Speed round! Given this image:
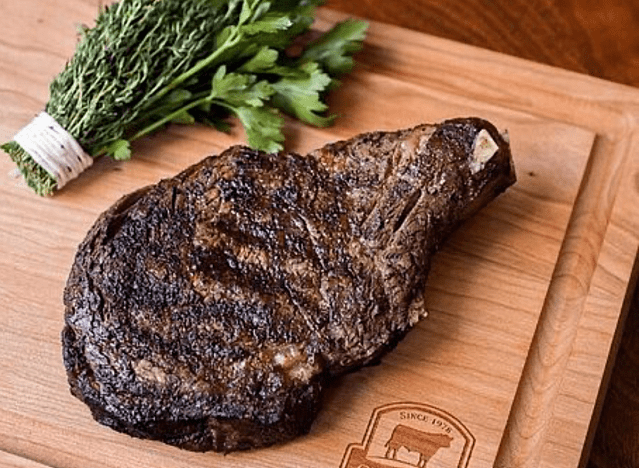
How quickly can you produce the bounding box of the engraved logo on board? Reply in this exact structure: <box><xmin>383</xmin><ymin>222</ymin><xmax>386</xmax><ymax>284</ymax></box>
<box><xmin>340</xmin><ymin>402</ymin><xmax>475</xmax><ymax>468</ymax></box>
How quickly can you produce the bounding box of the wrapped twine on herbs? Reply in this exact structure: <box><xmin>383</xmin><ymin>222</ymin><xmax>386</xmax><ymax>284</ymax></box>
<box><xmin>2</xmin><ymin>0</ymin><xmax>368</xmax><ymax>195</ymax></box>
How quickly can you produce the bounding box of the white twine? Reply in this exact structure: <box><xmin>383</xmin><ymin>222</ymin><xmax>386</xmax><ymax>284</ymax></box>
<box><xmin>13</xmin><ymin>112</ymin><xmax>93</xmax><ymax>189</ymax></box>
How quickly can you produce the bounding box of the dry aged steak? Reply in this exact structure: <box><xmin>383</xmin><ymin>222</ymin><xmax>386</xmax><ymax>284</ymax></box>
<box><xmin>62</xmin><ymin>117</ymin><xmax>516</xmax><ymax>452</ymax></box>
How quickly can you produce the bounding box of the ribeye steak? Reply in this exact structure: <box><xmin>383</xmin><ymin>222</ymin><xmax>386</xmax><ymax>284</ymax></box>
<box><xmin>62</xmin><ymin>117</ymin><xmax>516</xmax><ymax>452</ymax></box>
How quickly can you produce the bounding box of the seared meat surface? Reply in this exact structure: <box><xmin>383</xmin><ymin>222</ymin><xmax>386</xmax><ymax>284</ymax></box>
<box><xmin>62</xmin><ymin>117</ymin><xmax>515</xmax><ymax>452</ymax></box>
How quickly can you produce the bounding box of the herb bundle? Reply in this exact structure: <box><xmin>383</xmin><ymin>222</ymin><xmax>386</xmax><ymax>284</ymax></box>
<box><xmin>2</xmin><ymin>0</ymin><xmax>367</xmax><ymax>195</ymax></box>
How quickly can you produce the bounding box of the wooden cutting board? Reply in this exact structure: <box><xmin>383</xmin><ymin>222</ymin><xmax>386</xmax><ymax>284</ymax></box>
<box><xmin>1</xmin><ymin>3</ymin><xmax>639</xmax><ymax>468</ymax></box>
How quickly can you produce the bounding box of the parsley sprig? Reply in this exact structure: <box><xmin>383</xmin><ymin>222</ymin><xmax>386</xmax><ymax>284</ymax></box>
<box><xmin>2</xmin><ymin>0</ymin><xmax>367</xmax><ymax>195</ymax></box>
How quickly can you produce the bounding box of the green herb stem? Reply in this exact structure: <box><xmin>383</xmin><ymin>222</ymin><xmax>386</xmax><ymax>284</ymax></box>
<box><xmin>144</xmin><ymin>31</ymin><xmax>243</xmax><ymax>111</ymax></box>
<box><xmin>131</xmin><ymin>94</ymin><xmax>212</xmax><ymax>141</ymax></box>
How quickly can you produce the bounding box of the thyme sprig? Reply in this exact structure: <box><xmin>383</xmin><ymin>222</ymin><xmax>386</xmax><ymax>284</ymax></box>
<box><xmin>2</xmin><ymin>0</ymin><xmax>367</xmax><ymax>195</ymax></box>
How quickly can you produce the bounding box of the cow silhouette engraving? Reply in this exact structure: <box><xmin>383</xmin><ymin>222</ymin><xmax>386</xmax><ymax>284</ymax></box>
<box><xmin>384</xmin><ymin>425</ymin><xmax>454</xmax><ymax>467</ymax></box>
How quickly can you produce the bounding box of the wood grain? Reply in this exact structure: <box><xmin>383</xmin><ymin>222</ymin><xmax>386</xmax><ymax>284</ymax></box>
<box><xmin>1</xmin><ymin>2</ymin><xmax>639</xmax><ymax>468</ymax></box>
<box><xmin>324</xmin><ymin>0</ymin><xmax>639</xmax><ymax>88</ymax></box>
<box><xmin>494</xmin><ymin>133</ymin><xmax>632</xmax><ymax>468</ymax></box>
<box><xmin>317</xmin><ymin>10</ymin><xmax>639</xmax><ymax>467</ymax></box>
<box><xmin>323</xmin><ymin>3</ymin><xmax>639</xmax><ymax>467</ymax></box>
<box><xmin>0</xmin><ymin>451</ymin><xmax>53</xmax><ymax>468</ymax></box>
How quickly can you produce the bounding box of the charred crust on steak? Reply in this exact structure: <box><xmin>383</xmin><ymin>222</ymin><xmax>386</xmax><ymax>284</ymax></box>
<box><xmin>62</xmin><ymin>117</ymin><xmax>516</xmax><ymax>452</ymax></box>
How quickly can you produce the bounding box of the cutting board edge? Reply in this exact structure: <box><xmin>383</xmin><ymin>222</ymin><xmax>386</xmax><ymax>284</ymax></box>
<box><xmin>494</xmin><ymin>128</ymin><xmax>639</xmax><ymax>468</ymax></box>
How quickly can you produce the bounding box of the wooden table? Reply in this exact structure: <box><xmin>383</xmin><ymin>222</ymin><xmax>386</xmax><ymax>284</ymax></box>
<box><xmin>325</xmin><ymin>0</ymin><xmax>639</xmax><ymax>89</ymax></box>
<box><xmin>2</xmin><ymin>1</ymin><xmax>639</xmax><ymax>468</ymax></box>
<box><xmin>324</xmin><ymin>2</ymin><xmax>639</xmax><ymax>467</ymax></box>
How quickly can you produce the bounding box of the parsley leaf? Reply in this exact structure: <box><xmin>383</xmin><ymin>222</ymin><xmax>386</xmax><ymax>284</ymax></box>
<box><xmin>106</xmin><ymin>139</ymin><xmax>131</xmax><ymax>161</ymax></box>
<box><xmin>302</xmin><ymin>18</ymin><xmax>368</xmax><ymax>76</ymax></box>
<box><xmin>241</xmin><ymin>14</ymin><xmax>293</xmax><ymax>35</ymax></box>
<box><xmin>233</xmin><ymin>106</ymin><xmax>285</xmax><ymax>153</ymax></box>
<box><xmin>208</xmin><ymin>65</ymin><xmax>284</xmax><ymax>152</ymax></box>
<box><xmin>209</xmin><ymin>65</ymin><xmax>275</xmax><ymax>108</ymax></box>
<box><xmin>239</xmin><ymin>46</ymin><xmax>279</xmax><ymax>73</ymax></box>
<box><xmin>271</xmin><ymin>62</ymin><xmax>334</xmax><ymax>127</ymax></box>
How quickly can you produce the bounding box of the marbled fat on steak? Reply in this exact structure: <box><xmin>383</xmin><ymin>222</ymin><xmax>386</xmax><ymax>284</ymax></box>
<box><xmin>62</xmin><ymin>117</ymin><xmax>516</xmax><ymax>452</ymax></box>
